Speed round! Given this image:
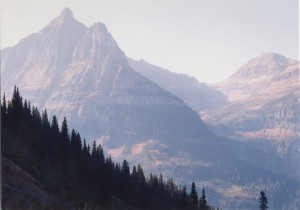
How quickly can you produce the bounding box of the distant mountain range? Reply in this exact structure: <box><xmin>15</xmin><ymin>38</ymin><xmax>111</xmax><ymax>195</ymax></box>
<box><xmin>128</xmin><ymin>53</ymin><xmax>300</xmax><ymax>191</ymax></box>
<box><xmin>128</xmin><ymin>53</ymin><xmax>300</xmax><ymax>142</ymax></box>
<box><xmin>1</xmin><ymin>8</ymin><xmax>299</xmax><ymax>209</ymax></box>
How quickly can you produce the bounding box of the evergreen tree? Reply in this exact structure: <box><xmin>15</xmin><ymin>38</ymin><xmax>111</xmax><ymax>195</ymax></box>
<box><xmin>181</xmin><ymin>186</ymin><xmax>188</xmax><ymax>210</ymax></box>
<box><xmin>136</xmin><ymin>164</ymin><xmax>146</xmax><ymax>206</ymax></box>
<box><xmin>41</xmin><ymin>108</ymin><xmax>51</xmax><ymax>161</ymax></box>
<box><xmin>10</xmin><ymin>86</ymin><xmax>23</xmax><ymax>124</ymax></box>
<box><xmin>60</xmin><ymin>117</ymin><xmax>70</xmax><ymax>160</ymax></box>
<box><xmin>61</xmin><ymin>117</ymin><xmax>70</xmax><ymax>144</ymax></box>
<box><xmin>49</xmin><ymin>115</ymin><xmax>60</xmax><ymax>162</ymax></box>
<box><xmin>130</xmin><ymin>165</ymin><xmax>139</xmax><ymax>204</ymax></box>
<box><xmin>30</xmin><ymin>106</ymin><xmax>43</xmax><ymax>156</ymax></box>
<box><xmin>166</xmin><ymin>178</ymin><xmax>176</xmax><ymax>196</ymax></box>
<box><xmin>158</xmin><ymin>173</ymin><xmax>164</xmax><ymax>191</ymax></box>
<box><xmin>68</xmin><ymin>129</ymin><xmax>82</xmax><ymax>181</ymax></box>
<box><xmin>109</xmin><ymin>157</ymin><xmax>119</xmax><ymax>194</ymax></box>
<box><xmin>7</xmin><ymin>101</ymin><xmax>12</xmax><ymax>118</ymax></box>
<box><xmin>120</xmin><ymin>159</ymin><xmax>130</xmax><ymax>200</ymax></box>
<box><xmin>70</xmin><ymin>129</ymin><xmax>77</xmax><ymax>148</ymax></box>
<box><xmin>31</xmin><ymin>106</ymin><xmax>42</xmax><ymax>129</ymax></box>
<box><xmin>259</xmin><ymin>191</ymin><xmax>269</xmax><ymax>210</ymax></box>
<box><xmin>11</xmin><ymin>86</ymin><xmax>23</xmax><ymax>114</ymax></box>
<box><xmin>2</xmin><ymin>93</ymin><xmax>7</xmax><ymax>113</ymax></box>
<box><xmin>91</xmin><ymin>140</ymin><xmax>99</xmax><ymax>182</ymax></box>
<box><xmin>190</xmin><ymin>182</ymin><xmax>198</xmax><ymax>209</ymax></box>
<box><xmin>131</xmin><ymin>165</ymin><xmax>138</xmax><ymax>180</ymax></box>
<box><xmin>121</xmin><ymin>159</ymin><xmax>130</xmax><ymax>178</ymax></box>
<box><xmin>23</xmin><ymin>100</ymin><xmax>31</xmax><ymax>124</ymax></box>
<box><xmin>51</xmin><ymin>116</ymin><xmax>60</xmax><ymax>134</ymax></box>
<box><xmin>199</xmin><ymin>188</ymin><xmax>208</xmax><ymax>210</ymax></box>
<box><xmin>76</xmin><ymin>133</ymin><xmax>83</xmax><ymax>151</ymax></box>
<box><xmin>80</xmin><ymin>139</ymin><xmax>92</xmax><ymax>187</ymax></box>
<box><xmin>96</xmin><ymin>144</ymin><xmax>105</xmax><ymax>164</ymax></box>
<box><xmin>137</xmin><ymin>164</ymin><xmax>146</xmax><ymax>185</ymax></box>
<box><xmin>1</xmin><ymin>93</ymin><xmax>7</xmax><ymax>125</ymax></box>
<box><xmin>151</xmin><ymin>174</ymin><xmax>159</xmax><ymax>190</ymax></box>
<box><xmin>41</xmin><ymin>109</ymin><xmax>50</xmax><ymax>130</ymax></box>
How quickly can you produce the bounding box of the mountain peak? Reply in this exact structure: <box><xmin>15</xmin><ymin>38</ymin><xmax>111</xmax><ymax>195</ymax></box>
<box><xmin>226</xmin><ymin>52</ymin><xmax>292</xmax><ymax>82</ymax></box>
<box><xmin>89</xmin><ymin>22</ymin><xmax>108</xmax><ymax>33</ymax></box>
<box><xmin>254</xmin><ymin>52</ymin><xmax>287</xmax><ymax>63</ymax></box>
<box><xmin>60</xmin><ymin>7</ymin><xmax>74</xmax><ymax>19</ymax></box>
<box><xmin>49</xmin><ymin>7</ymin><xmax>76</xmax><ymax>26</ymax></box>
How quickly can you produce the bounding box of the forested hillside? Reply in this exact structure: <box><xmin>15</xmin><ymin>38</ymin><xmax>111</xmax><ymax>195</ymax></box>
<box><xmin>1</xmin><ymin>87</ymin><xmax>219</xmax><ymax>210</ymax></box>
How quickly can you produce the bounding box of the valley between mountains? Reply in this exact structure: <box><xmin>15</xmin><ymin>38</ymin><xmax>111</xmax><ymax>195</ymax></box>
<box><xmin>1</xmin><ymin>8</ymin><xmax>299</xmax><ymax>209</ymax></box>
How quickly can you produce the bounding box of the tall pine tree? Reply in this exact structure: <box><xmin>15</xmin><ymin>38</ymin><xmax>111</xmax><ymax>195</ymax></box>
<box><xmin>181</xmin><ymin>186</ymin><xmax>188</xmax><ymax>210</ymax></box>
<box><xmin>51</xmin><ymin>116</ymin><xmax>60</xmax><ymax>134</ymax></box>
<box><xmin>259</xmin><ymin>191</ymin><xmax>269</xmax><ymax>210</ymax></box>
<box><xmin>199</xmin><ymin>188</ymin><xmax>208</xmax><ymax>210</ymax></box>
<box><xmin>120</xmin><ymin>159</ymin><xmax>130</xmax><ymax>200</ymax></box>
<box><xmin>1</xmin><ymin>93</ymin><xmax>7</xmax><ymax>126</ymax></box>
<box><xmin>190</xmin><ymin>182</ymin><xmax>198</xmax><ymax>210</ymax></box>
<box><xmin>41</xmin><ymin>109</ymin><xmax>50</xmax><ymax>130</ymax></box>
<box><xmin>60</xmin><ymin>117</ymin><xmax>70</xmax><ymax>161</ymax></box>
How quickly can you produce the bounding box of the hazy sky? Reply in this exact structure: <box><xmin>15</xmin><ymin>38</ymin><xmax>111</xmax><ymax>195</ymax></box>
<box><xmin>1</xmin><ymin>0</ymin><xmax>299</xmax><ymax>83</ymax></box>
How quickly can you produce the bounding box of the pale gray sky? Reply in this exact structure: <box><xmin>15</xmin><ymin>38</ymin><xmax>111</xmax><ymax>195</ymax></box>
<box><xmin>1</xmin><ymin>0</ymin><xmax>299</xmax><ymax>83</ymax></box>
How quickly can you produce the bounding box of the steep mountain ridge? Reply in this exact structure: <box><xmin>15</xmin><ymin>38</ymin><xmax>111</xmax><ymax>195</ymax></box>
<box><xmin>128</xmin><ymin>58</ymin><xmax>228</xmax><ymax>112</ymax></box>
<box><xmin>1</xmin><ymin>8</ymin><xmax>214</xmax><ymax>172</ymax></box>
<box><xmin>1</xmin><ymin>8</ymin><xmax>87</xmax><ymax>108</ymax></box>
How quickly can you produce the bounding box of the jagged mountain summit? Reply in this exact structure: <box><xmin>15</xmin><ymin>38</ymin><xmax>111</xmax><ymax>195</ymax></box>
<box><xmin>1</xmin><ymin>9</ymin><xmax>216</xmax><ymax>174</ymax></box>
<box><xmin>1</xmin><ymin>8</ymin><xmax>87</xmax><ymax>107</ymax></box>
<box><xmin>1</xmin><ymin>7</ymin><xmax>214</xmax><ymax>174</ymax></box>
<box><xmin>1</xmin><ymin>8</ymin><xmax>299</xmax><ymax>209</ymax></box>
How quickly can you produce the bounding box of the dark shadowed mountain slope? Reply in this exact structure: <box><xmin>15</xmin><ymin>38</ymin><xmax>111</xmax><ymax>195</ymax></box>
<box><xmin>2</xmin><ymin>156</ymin><xmax>67</xmax><ymax>210</ymax></box>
